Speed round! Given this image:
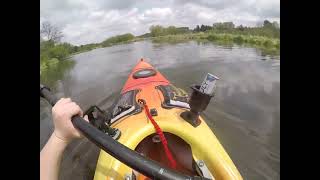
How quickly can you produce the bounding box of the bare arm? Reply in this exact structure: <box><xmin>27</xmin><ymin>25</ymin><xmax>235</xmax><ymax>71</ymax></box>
<box><xmin>40</xmin><ymin>98</ymin><xmax>88</xmax><ymax>180</ymax></box>
<box><xmin>40</xmin><ymin>133</ymin><xmax>68</xmax><ymax>180</ymax></box>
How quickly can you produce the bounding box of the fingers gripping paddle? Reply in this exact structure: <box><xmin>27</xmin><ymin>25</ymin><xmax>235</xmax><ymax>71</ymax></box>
<box><xmin>40</xmin><ymin>84</ymin><xmax>211</xmax><ymax>180</ymax></box>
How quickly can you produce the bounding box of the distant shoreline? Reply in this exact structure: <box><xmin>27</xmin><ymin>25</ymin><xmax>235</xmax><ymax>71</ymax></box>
<box><xmin>72</xmin><ymin>32</ymin><xmax>279</xmax><ymax>57</ymax></box>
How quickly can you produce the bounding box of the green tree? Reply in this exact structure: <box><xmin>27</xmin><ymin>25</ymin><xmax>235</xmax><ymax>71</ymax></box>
<box><xmin>47</xmin><ymin>44</ymin><xmax>69</xmax><ymax>60</ymax></box>
<box><xmin>263</xmin><ymin>20</ymin><xmax>272</xmax><ymax>28</ymax></box>
<box><xmin>167</xmin><ymin>26</ymin><xmax>177</xmax><ymax>35</ymax></box>
<box><xmin>194</xmin><ymin>25</ymin><xmax>200</xmax><ymax>32</ymax></box>
<box><xmin>237</xmin><ymin>25</ymin><xmax>245</xmax><ymax>31</ymax></box>
<box><xmin>224</xmin><ymin>22</ymin><xmax>235</xmax><ymax>29</ymax></box>
<box><xmin>101</xmin><ymin>33</ymin><xmax>135</xmax><ymax>47</ymax></box>
<box><xmin>150</xmin><ymin>25</ymin><xmax>165</xmax><ymax>37</ymax></box>
<box><xmin>176</xmin><ymin>27</ymin><xmax>190</xmax><ymax>33</ymax></box>
<box><xmin>213</xmin><ymin>22</ymin><xmax>235</xmax><ymax>30</ymax></box>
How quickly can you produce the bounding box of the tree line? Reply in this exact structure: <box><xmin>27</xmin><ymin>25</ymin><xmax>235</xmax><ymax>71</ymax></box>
<box><xmin>147</xmin><ymin>25</ymin><xmax>190</xmax><ymax>37</ymax></box>
<box><xmin>147</xmin><ymin>20</ymin><xmax>279</xmax><ymax>39</ymax></box>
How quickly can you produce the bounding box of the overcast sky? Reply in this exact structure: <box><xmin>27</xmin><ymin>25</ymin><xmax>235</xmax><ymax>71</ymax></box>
<box><xmin>40</xmin><ymin>0</ymin><xmax>280</xmax><ymax>45</ymax></box>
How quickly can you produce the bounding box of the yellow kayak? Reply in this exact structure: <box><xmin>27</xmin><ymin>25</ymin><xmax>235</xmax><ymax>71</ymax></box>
<box><xmin>93</xmin><ymin>59</ymin><xmax>242</xmax><ymax>180</ymax></box>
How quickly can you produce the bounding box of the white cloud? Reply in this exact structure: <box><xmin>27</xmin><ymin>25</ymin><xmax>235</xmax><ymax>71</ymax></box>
<box><xmin>40</xmin><ymin>0</ymin><xmax>280</xmax><ymax>45</ymax></box>
<box><xmin>144</xmin><ymin>8</ymin><xmax>172</xmax><ymax>18</ymax></box>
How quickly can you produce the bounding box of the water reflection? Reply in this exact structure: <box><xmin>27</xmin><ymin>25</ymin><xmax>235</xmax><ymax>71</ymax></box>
<box><xmin>40</xmin><ymin>59</ymin><xmax>75</xmax><ymax>89</ymax></box>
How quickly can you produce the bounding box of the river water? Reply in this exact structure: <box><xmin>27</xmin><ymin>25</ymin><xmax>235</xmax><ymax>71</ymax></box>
<box><xmin>40</xmin><ymin>40</ymin><xmax>280</xmax><ymax>180</ymax></box>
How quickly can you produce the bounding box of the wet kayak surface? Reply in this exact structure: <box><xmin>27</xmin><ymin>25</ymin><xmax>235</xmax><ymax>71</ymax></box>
<box><xmin>40</xmin><ymin>40</ymin><xmax>280</xmax><ymax>180</ymax></box>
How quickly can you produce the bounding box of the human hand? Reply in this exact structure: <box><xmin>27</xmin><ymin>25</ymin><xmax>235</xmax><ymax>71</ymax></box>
<box><xmin>52</xmin><ymin>98</ymin><xmax>89</xmax><ymax>143</ymax></box>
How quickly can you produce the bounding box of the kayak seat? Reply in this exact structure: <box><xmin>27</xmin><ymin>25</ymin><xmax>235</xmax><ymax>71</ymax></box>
<box><xmin>134</xmin><ymin>132</ymin><xmax>200</xmax><ymax>179</ymax></box>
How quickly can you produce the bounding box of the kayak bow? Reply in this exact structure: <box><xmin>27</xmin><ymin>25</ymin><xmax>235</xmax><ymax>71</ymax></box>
<box><xmin>93</xmin><ymin>59</ymin><xmax>243</xmax><ymax>180</ymax></box>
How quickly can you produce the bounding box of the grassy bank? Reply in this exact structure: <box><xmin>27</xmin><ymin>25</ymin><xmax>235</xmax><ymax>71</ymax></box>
<box><xmin>201</xmin><ymin>32</ymin><xmax>279</xmax><ymax>54</ymax></box>
<box><xmin>101</xmin><ymin>33</ymin><xmax>135</xmax><ymax>47</ymax></box>
<box><xmin>150</xmin><ymin>32</ymin><xmax>279</xmax><ymax>56</ymax></box>
<box><xmin>203</xmin><ymin>33</ymin><xmax>279</xmax><ymax>47</ymax></box>
<box><xmin>147</xmin><ymin>21</ymin><xmax>279</xmax><ymax>56</ymax></box>
<box><xmin>40</xmin><ymin>40</ymin><xmax>77</xmax><ymax>75</ymax></box>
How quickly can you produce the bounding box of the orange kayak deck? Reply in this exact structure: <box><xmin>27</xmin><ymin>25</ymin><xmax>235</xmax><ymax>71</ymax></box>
<box><xmin>121</xmin><ymin>59</ymin><xmax>170</xmax><ymax>94</ymax></box>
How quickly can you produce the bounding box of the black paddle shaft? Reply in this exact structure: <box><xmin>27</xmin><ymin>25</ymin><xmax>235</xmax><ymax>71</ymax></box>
<box><xmin>40</xmin><ymin>84</ymin><xmax>210</xmax><ymax>180</ymax></box>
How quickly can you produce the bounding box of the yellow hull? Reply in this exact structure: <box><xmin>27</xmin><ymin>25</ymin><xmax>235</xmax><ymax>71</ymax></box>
<box><xmin>94</xmin><ymin>96</ymin><xmax>242</xmax><ymax>180</ymax></box>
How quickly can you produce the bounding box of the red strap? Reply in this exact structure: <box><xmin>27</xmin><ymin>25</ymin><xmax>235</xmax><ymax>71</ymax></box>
<box><xmin>143</xmin><ymin>103</ymin><xmax>177</xmax><ymax>169</ymax></box>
